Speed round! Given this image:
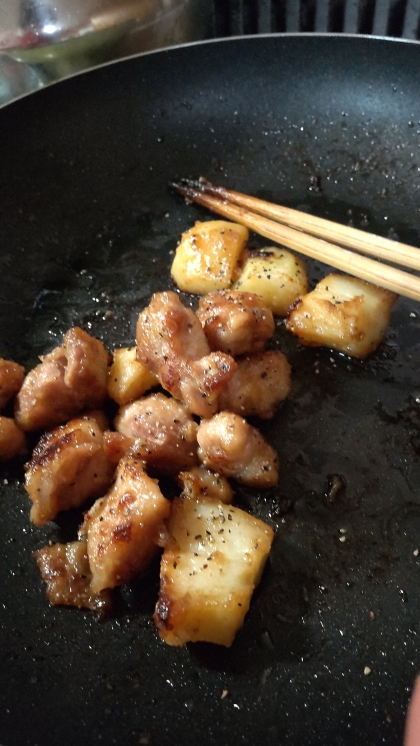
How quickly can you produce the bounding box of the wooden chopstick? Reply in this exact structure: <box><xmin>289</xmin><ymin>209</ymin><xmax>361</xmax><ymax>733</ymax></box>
<box><xmin>171</xmin><ymin>180</ymin><xmax>420</xmax><ymax>303</ymax></box>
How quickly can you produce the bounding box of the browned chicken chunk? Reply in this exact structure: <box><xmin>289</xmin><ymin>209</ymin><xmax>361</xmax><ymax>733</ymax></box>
<box><xmin>15</xmin><ymin>327</ymin><xmax>109</xmax><ymax>432</ymax></box>
<box><xmin>178</xmin><ymin>465</ymin><xmax>234</xmax><ymax>504</ymax></box>
<box><xmin>102</xmin><ymin>430</ymin><xmax>134</xmax><ymax>464</ymax></box>
<box><xmin>82</xmin><ymin>457</ymin><xmax>171</xmax><ymax>592</ymax></box>
<box><xmin>25</xmin><ymin>412</ymin><xmax>115</xmax><ymax>526</ymax></box>
<box><xmin>197</xmin><ymin>411</ymin><xmax>279</xmax><ymax>488</ymax></box>
<box><xmin>114</xmin><ymin>392</ymin><xmax>198</xmax><ymax>474</ymax></box>
<box><xmin>197</xmin><ymin>290</ymin><xmax>275</xmax><ymax>356</ymax></box>
<box><xmin>34</xmin><ymin>540</ymin><xmax>112</xmax><ymax>613</ymax></box>
<box><xmin>136</xmin><ymin>291</ymin><xmax>237</xmax><ymax>418</ymax></box>
<box><xmin>218</xmin><ymin>350</ymin><xmax>292</xmax><ymax>419</ymax></box>
<box><xmin>0</xmin><ymin>416</ymin><xmax>26</xmax><ymax>460</ymax></box>
<box><xmin>0</xmin><ymin>358</ymin><xmax>25</xmax><ymax>410</ymax></box>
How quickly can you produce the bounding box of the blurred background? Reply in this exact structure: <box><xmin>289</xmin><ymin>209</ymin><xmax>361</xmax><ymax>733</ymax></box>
<box><xmin>1</xmin><ymin>0</ymin><xmax>420</xmax><ymax>106</ymax></box>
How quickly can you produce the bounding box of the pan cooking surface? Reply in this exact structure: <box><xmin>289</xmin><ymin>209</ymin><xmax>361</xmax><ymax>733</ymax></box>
<box><xmin>1</xmin><ymin>35</ymin><xmax>420</xmax><ymax>746</ymax></box>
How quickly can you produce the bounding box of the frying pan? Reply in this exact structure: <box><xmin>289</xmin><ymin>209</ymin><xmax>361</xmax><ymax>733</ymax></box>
<box><xmin>1</xmin><ymin>33</ymin><xmax>420</xmax><ymax>746</ymax></box>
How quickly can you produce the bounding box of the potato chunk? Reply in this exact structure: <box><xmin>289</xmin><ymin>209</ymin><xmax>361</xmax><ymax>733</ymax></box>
<box><xmin>233</xmin><ymin>246</ymin><xmax>308</xmax><ymax>316</ymax></box>
<box><xmin>108</xmin><ymin>347</ymin><xmax>158</xmax><ymax>405</ymax></box>
<box><xmin>286</xmin><ymin>273</ymin><xmax>397</xmax><ymax>358</ymax></box>
<box><xmin>154</xmin><ymin>496</ymin><xmax>274</xmax><ymax>647</ymax></box>
<box><xmin>171</xmin><ymin>220</ymin><xmax>249</xmax><ymax>295</ymax></box>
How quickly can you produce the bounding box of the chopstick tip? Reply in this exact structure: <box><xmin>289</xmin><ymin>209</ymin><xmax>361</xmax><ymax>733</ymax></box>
<box><xmin>170</xmin><ymin>176</ymin><xmax>210</xmax><ymax>192</ymax></box>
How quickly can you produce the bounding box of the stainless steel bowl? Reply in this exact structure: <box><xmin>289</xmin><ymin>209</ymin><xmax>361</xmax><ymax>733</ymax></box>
<box><xmin>0</xmin><ymin>0</ymin><xmax>211</xmax><ymax>72</ymax></box>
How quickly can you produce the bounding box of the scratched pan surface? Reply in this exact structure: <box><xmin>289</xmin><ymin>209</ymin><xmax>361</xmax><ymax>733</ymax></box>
<box><xmin>1</xmin><ymin>34</ymin><xmax>420</xmax><ymax>746</ymax></box>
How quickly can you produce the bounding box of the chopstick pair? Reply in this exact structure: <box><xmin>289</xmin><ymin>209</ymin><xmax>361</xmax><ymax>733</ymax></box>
<box><xmin>170</xmin><ymin>179</ymin><xmax>420</xmax><ymax>302</ymax></box>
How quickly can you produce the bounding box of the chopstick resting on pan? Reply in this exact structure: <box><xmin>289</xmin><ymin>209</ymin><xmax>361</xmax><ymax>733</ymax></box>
<box><xmin>170</xmin><ymin>179</ymin><xmax>420</xmax><ymax>302</ymax></box>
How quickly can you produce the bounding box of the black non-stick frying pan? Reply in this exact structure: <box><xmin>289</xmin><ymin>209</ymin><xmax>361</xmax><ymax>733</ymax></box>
<box><xmin>1</xmin><ymin>33</ymin><xmax>420</xmax><ymax>746</ymax></box>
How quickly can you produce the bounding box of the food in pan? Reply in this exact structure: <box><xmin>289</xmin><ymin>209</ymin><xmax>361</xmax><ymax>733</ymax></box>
<box><xmin>1</xmin><ymin>216</ymin><xmax>400</xmax><ymax>649</ymax></box>
<box><xmin>197</xmin><ymin>411</ymin><xmax>279</xmax><ymax>488</ymax></box>
<box><xmin>34</xmin><ymin>539</ymin><xmax>113</xmax><ymax>613</ymax></box>
<box><xmin>233</xmin><ymin>246</ymin><xmax>308</xmax><ymax>316</ymax></box>
<box><xmin>154</xmin><ymin>495</ymin><xmax>274</xmax><ymax>647</ymax></box>
<box><xmin>108</xmin><ymin>346</ymin><xmax>159</xmax><ymax>406</ymax></box>
<box><xmin>80</xmin><ymin>457</ymin><xmax>171</xmax><ymax>593</ymax></box>
<box><xmin>25</xmin><ymin>411</ymin><xmax>114</xmax><ymax>526</ymax></box>
<box><xmin>171</xmin><ymin>220</ymin><xmax>397</xmax><ymax>359</ymax></box>
<box><xmin>0</xmin><ymin>357</ymin><xmax>25</xmax><ymax>410</ymax></box>
<box><xmin>196</xmin><ymin>289</ymin><xmax>275</xmax><ymax>356</ymax></box>
<box><xmin>10</xmin><ymin>280</ymin><xmax>281</xmax><ymax>646</ymax></box>
<box><xmin>113</xmin><ymin>392</ymin><xmax>199</xmax><ymax>474</ymax></box>
<box><xmin>218</xmin><ymin>349</ymin><xmax>291</xmax><ymax>419</ymax></box>
<box><xmin>0</xmin><ymin>415</ymin><xmax>26</xmax><ymax>461</ymax></box>
<box><xmin>286</xmin><ymin>273</ymin><xmax>397</xmax><ymax>358</ymax></box>
<box><xmin>177</xmin><ymin>465</ymin><xmax>234</xmax><ymax>505</ymax></box>
<box><xmin>171</xmin><ymin>219</ymin><xmax>249</xmax><ymax>294</ymax></box>
<box><xmin>15</xmin><ymin>326</ymin><xmax>109</xmax><ymax>432</ymax></box>
<box><xmin>136</xmin><ymin>290</ymin><xmax>238</xmax><ymax>418</ymax></box>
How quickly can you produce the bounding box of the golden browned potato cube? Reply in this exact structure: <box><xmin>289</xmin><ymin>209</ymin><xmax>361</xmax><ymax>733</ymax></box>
<box><xmin>108</xmin><ymin>347</ymin><xmax>158</xmax><ymax>405</ymax></box>
<box><xmin>171</xmin><ymin>220</ymin><xmax>249</xmax><ymax>295</ymax></box>
<box><xmin>233</xmin><ymin>246</ymin><xmax>308</xmax><ymax>316</ymax></box>
<box><xmin>286</xmin><ymin>273</ymin><xmax>397</xmax><ymax>358</ymax></box>
<box><xmin>154</xmin><ymin>496</ymin><xmax>274</xmax><ymax>647</ymax></box>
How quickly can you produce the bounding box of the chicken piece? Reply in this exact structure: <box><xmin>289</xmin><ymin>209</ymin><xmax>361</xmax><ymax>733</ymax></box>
<box><xmin>114</xmin><ymin>392</ymin><xmax>198</xmax><ymax>475</ymax></box>
<box><xmin>286</xmin><ymin>273</ymin><xmax>398</xmax><ymax>358</ymax></box>
<box><xmin>108</xmin><ymin>346</ymin><xmax>159</xmax><ymax>405</ymax></box>
<box><xmin>233</xmin><ymin>246</ymin><xmax>308</xmax><ymax>316</ymax></box>
<box><xmin>197</xmin><ymin>290</ymin><xmax>274</xmax><ymax>356</ymax></box>
<box><xmin>178</xmin><ymin>465</ymin><xmax>234</xmax><ymax>504</ymax></box>
<box><xmin>102</xmin><ymin>430</ymin><xmax>133</xmax><ymax>464</ymax></box>
<box><xmin>34</xmin><ymin>540</ymin><xmax>112</xmax><ymax>614</ymax></box>
<box><xmin>82</xmin><ymin>457</ymin><xmax>171</xmax><ymax>592</ymax></box>
<box><xmin>15</xmin><ymin>327</ymin><xmax>110</xmax><ymax>432</ymax></box>
<box><xmin>136</xmin><ymin>291</ymin><xmax>237</xmax><ymax>418</ymax></box>
<box><xmin>171</xmin><ymin>220</ymin><xmax>249</xmax><ymax>295</ymax></box>
<box><xmin>218</xmin><ymin>350</ymin><xmax>291</xmax><ymax>419</ymax></box>
<box><xmin>0</xmin><ymin>416</ymin><xmax>26</xmax><ymax>460</ymax></box>
<box><xmin>197</xmin><ymin>411</ymin><xmax>278</xmax><ymax>488</ymax></box>
<box><xmin>0</xmin><ymin>358</ymin><xmax>25</xmax><ymax>410</ymax></box>
<box><xmin>154</xmin><ymin>496</ymin><xmax>274</xmax><ymax>647</ymax></box>
<box><xmin>25</xmin><ymin>412</ymin><xmax>114</xmax><ymax>526</ymax></box>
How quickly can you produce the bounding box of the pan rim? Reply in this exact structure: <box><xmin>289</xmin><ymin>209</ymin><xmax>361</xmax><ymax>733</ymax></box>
<box><xmin>2</xmin><ymin>31</ymin><xmax>420</xmax><ymax>112</ymax></box>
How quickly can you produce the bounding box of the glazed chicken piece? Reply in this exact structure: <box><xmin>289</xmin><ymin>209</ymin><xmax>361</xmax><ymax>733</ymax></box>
<box><xmin>81</xmin><ymin>457</ymin><xmax>171</xmax><ymax>593</ymax></box>
<box><xmin>0</xmin><ymin>416</ymin><xmax>26</xmax><ymax>461</ymax></box>
<box><xmin>0</xmin><ymin>358</ymin><xmax>25</xmax><ymax>410</ymax></box>
<box><xmin>34</xmin><ymin>540</ymin><xmax>112</xmax><ymax>614</ymax></box>
<box><xmin>197</xmin><ymin>411</ymin><xmax>279</xmax><ymax>488</ymax></box>
<box><xmin>114</xmin><ymin>392</ymin><xmax>198</xmax><ymax>474</ymax></box>
<box><xmin>136</xmin><ymin>291</ymin><xmax>237</xmax><ymax>418</ymax></box>
<box><xmin>102</xmin><ymin>431</ymin><xmax>134</xmax><ymax>464</ymax></box>
<box><xmin>15</xmin><ymin>326</ymin><xmax>109</xmax><ymax>432</ymax></box>
<box><xmin>218</xmin><ymin>350</ymin><xmax>292</xmax><ymax>419</ymax></box>
<box><xmin>25</xmin><ymin>412</ymin><xmax>115</xmax><ymax>526</ymax></box>
<box><xmin>197</xmin><ymin>290</ymin><xmax>275</xmax><ymax>356</ymax></box>
<box><xmin>178</xmin><ymin>465</ymin><xmax>234</xmax><ymax>504</ymax></box>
